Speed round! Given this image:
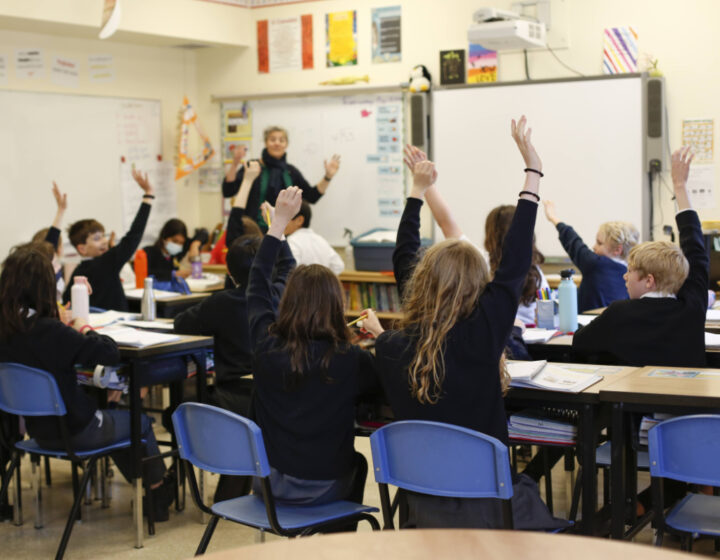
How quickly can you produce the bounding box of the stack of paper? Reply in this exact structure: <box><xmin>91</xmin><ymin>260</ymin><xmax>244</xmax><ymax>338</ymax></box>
<box><xmin>521</xmin><ymin>328</ymin><xmax>558</xmax><ymax>344</ymax></box>
<box><xmin>100</xmin><ymin>326</ymin><xmax>180</xmax><ymax>348</ymax></box>
<box><xmin>707</xmin><ymin>309</ymin><xmax>720</xmax><ymax>322</ymax></box>
<box><xmin>705</xmin><ymin>332</ymin><xmax>720</xmax><ymax>348</ymax></box>
<box><xmin>577</xmin><ymin>314</ymin><xmax>598</xmax><ymax>327</ymax></box>
<box><xmin>639</xmin><ymin>413</ymin><xmax>675</xmax><ymax>446</ymax></box>
<box><xmin>124</xmin><ymin>288</ymin><xmax>179</xmax><ymax>300</ymax></box>
<box><xmin>508</xmin><ymin>409</ymin><xmax>577</xmax><ymax>444</ymax></box>
<box><xmin>88</xmin><ymin>311</ymin><xmax>140</xmax><ymax>328</ymax></box>
<box><xmin>507</xmin><ymin>360</ymin><xmax>603</xmax><ymax>393</ymax></box>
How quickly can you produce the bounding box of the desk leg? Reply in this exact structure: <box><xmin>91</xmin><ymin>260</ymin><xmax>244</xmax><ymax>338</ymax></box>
<box><xmin>129</xmin><ymin>362</ymin><xmax>144</xmax><ymax>549</ymax></box>
<box><xmin>579</xmin><ymin>403</ymin><xmax>597</xmax><ymax>535</ymax></box>
<box><xmin>610</xmin><ymin>403</ymin><xmax>626</xmax><ymax>539</ymax></box>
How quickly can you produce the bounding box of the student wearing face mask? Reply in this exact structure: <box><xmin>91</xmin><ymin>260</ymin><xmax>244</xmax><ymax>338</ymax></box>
<box><xmin>143</xmin><ymin>219</ymin><xmax>207</xmax><ymax>282</ymax></box>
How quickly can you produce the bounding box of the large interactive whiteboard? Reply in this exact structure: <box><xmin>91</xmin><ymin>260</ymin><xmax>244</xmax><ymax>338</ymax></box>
<box><xmin>432</xmin><ymin>75</ymin><xmax>649</xmax><ymax>257</ymax></box>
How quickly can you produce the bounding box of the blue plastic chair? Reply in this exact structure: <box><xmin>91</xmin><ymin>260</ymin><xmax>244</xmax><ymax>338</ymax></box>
<box><xmin>370</xmin><ymin>420</ymin><xmax>514</xmax><ymax>529</ymax></box>
<box><xmin>0</xmin><ymin>363</ymin><xmax>132</xmax><ymax>560</ymax></box>
<box><xmin>648</xmin><ymin>414</ymin><xmax>720</xmax><ymax>551</ymax></box>
<box><xmin>171</xmin><ymin>403</ymin><xmax>379</xmax><ymax>555</ymax></box>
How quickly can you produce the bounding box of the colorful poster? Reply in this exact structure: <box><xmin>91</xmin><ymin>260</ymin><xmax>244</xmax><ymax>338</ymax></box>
<box><xmin>326</xmin><ymin>11</ymin><xmax>357</xmax><ymax>67</ymax></box>
<box><xmin>223</xmin><ymin>138</ymin><xmax>250</xmax><ymax>163</ymax></box>
<box><xmin>15</xmin><ymin>49</ymin><xmax>44</xmax><ymax>79</ymax></box>
<box><xmin>682</xmin><ymin>118</ymin><xmax>714</xmax><ymax>163</ymax></box>
<box><xmin>198</xmin><ymin>165</ymin><xmax>225</xmax><ymax>193</ymax></box>
<box><xmin>0</xmin><ymin>55</ymin><xmax>8</xmax><ymax>86</ymax></box>
<box><xmin>175</xmin><ymin>96</ymin><xmax>215</xmax><ymax>180</ymax></box>
<box><xmin>88</xmin><ymin>54</ymin><xmax>114</xmax><ymax>82</ymax></box>
<box><xmin>51</xmin><ymin>55</ymin><xmax>79</xmax><ymax>88</ymax></box>
<box><xmin>440</xmin><ymin>49</ymin><xmax>465</xmax><ymax>85</ymax></box>
<box><xmin>224</xmin><ymin>104</ymin><xmax>252</xmax><ymax>137</ymax></box>
<box><xmin>602</xmin><ymin>26</ymin><xmax>638</xmax><ymax>74</ymax></box>
<box><xmin>371</xmin><ymin>6</ymin><xmax>401</xmax><ymax>64</ymax></box>
<box><xmin>467</xmin><ymin>44</ymin><xmax>496</xmax><ymax>83</ymax></box>
<box><xmin>257</xmin><ymin>15</ymin><xmax>313</xmax><ymax>73</ymax></box>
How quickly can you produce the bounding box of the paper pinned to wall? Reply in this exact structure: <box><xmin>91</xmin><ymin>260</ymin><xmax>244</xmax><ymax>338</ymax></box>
<box><xmin>371</xmin><ymin>6</ymin><xmax>401</xmax><ymax>64</ymax></box>
<box><xmin>326</xmin><ymin>10</ymin><xmax>357</xmax><ymax>67</ymax></box>
<box><xmin>198</xmin><ymin>164</ymin><xmax>224</xmax><ymax>193</ymax></box>
<box><xmin>687</xmin><ymin>163</ymin><xmax>715</xmax><ymax>209</ymax></box>
<box><xmin>0</xmin><ymin>55</ymin><xmax>7</xmax><ymax>86</ymax></box>
<box><xmin>51</xmin><ymin>55</ymin><xmax>79</xmax><ymax>88</ymax></box>
<box><xmin>15</xmin><ymin>49</ymin><xmax>44</xmax><ymax>79</ymax></box>
<box><xmin>89</xmin><ymin>54</ymin><xmax>114</xmax><ymax>82</ymax></box>
<box><xmin>257</xmin><ymin>15</ymin><xmax>313</xmax><ymax>73</ymax></box>
<box><xmin>682</xmin><ymin>118</ymin><xmax>714</xmax><ymax>163</ymax></box>
<box><xmin>120</xmin><ymin>159</ymin><xmax>177</xmax><ymax>246</ymax></box>
<box><xmin>602</xmin><ymin>26</ymin><xmax>638</xmax><ymax>74</ymax></box>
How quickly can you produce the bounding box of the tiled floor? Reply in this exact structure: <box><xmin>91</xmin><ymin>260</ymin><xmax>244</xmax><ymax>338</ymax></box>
<box><xmin>1</xmin><ymin>435</ymin><xmax>718</xmax><ymax>559</ymax></box>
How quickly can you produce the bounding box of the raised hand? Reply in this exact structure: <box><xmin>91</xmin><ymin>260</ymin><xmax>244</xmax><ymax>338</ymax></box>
<box><xmin>244</xmin><ymin>159</ymin><xmax>262</xmax><ymax>182</ymax></box>
<box><xmin>404</xmin><ymin>144</ymin><xmax>437</xmax><ymax>184</ymax></box>
<box><xmin>131</xmin><ymin>168</ymin><xmax>154</xmax><ymax>196</ymax></box>
<box><xmin>324</xmin><ymin>154</ymin><xmax>341</xmax><ymax>179</ymax></box>
<box><xmin>410</xmin><ymin>160</ymin><xmax>436</xmax><ymax>199</ymax></box>
<box><xmin>543</xmin><ymin>200</ymin><xmax>560</xmax><ymax>226</ymax></box>
<box><xmin>511</xmin><ymin>115</ymin><xmax>542</xmax><ymax>172</ymax></box>
<box><xmin>671</xmin><ymin>146</ymin><xmax>693</xmax><ymax>188</ymax></box>
<box><xmin>271</xmin><ymin>187</ymin><xmax>303</xmax><ymax>235</ymax></box>
<box><xmin>260</xmin><ymin>201</ymin><xmax>275</xmax><ymax>226</ymax></box>
<box><xmin>232</xmin><ymin>144</ymin><xmax>247</xmax><ymax>168</ymax></box>
<box><xmin>52</xmin><ymin>182</ymin><xmax>68</xmax><ymax>212</ymax></box>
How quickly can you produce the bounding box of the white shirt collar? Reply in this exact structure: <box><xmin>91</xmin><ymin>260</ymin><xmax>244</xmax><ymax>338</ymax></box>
<box><xmin>609</xmin><ymin>256</ymin><xmax>627</xmax><ymax>267</ymax></box>
<box><xmin>641</xmin><ymin>291</ymin><xmax>677</xmax><ymax>300</ymax></box>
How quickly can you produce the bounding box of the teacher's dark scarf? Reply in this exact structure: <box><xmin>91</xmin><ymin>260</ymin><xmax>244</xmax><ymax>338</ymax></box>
<box><xmin>259</xmin><ymin>148</ymin><xmax>293</xmax><ymax>228</ymax></box>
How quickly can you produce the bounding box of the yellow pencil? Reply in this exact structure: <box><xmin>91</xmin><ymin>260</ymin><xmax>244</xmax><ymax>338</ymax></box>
<box><xmin>264</xmin><ymin>207</ymin><xmax>272</xmax><ymax>227</ymax></box>
<box><xmin>346</xmin><ymin>314</ymin><xmax>368</xmax><ymax>327</ymax></box>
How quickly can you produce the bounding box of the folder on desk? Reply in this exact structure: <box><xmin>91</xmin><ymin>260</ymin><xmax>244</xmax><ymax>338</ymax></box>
<box><xmin>100</xmin><ymin>326</ymin><xmax>180</xmax><ymax>348</ymax></box>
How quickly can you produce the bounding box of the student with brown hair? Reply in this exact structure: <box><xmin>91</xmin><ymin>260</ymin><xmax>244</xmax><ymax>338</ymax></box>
<box><xmin>246</xmin><ymin>186</ymin><xmax>380</xmax><ymax>507</ymax></box>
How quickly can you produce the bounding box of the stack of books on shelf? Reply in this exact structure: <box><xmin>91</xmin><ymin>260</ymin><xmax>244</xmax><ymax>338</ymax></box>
<box><xmin>638</xmin><ymin>413</ymin><xmax>674</xmax><ymax>447</ymax></box>
<box><xmin>508</xmin><ymin>408</ymin><xmax>577</xmax><ymax>445</ymax></box>
<box><xmin>342</xmin><ymin>281</ymin><xmax>401</xmax><ymax>313</ymax></box>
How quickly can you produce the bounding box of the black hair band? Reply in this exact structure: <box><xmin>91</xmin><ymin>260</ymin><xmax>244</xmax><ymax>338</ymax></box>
<box><xmin>518</xmin><ymin>190</ymin><xmax>540</xmax><ymax>202</ymax></box>
<box><xmin>524</xmin><ymin>168</ymin><xmax>544</xmax><ymax>177</ymax></box>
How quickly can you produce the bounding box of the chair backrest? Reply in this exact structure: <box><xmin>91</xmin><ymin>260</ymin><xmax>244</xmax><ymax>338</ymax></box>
<box><xmin>648</xmin><ymin>414</ymin><xmax>720</xmax><ymax>487</ymax></box>
<box><xmin>0</xmin><ymin>363</ymin><xmax>66</xmax><ymax>417</ymax></box>
<box><xmin>370</xmin><ymin>420</ymin><xmax>513</xmax><ymax>499</ymax></box>
<box><xmin>172</xmin><ymin>402</ymin><xmax>271</xmax><ymax>477</ymax></box>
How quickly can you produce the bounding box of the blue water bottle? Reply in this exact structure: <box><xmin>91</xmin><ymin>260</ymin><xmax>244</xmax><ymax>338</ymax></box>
<box><xmin>558</xmin><ymin>268</ymin><xmax>578</xmax><ymax>332</ymax></box>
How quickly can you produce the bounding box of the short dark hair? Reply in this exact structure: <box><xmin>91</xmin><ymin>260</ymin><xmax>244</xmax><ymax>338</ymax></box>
<box><xmin>154</xmin><ymin>219</ymin><xmax>188</xmax><ymax>250</ymax></box>
<box><xmin>226</xmin><ymin>234</ymin><xmax>262</xmax><ymax>288</ymax></box>
<box><xmin>294</xmin><ymin>201</ymin><xmax>312</xmax><ymax>228</ymax></box>
<box><xmin>68</xmin><ymin>219</ymin><xmax>104</xmax><ymax>249</ymax></box>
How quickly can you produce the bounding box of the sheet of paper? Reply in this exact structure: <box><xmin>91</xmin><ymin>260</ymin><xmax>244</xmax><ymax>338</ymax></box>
<box><xmin>687</xmin><ymin>163</ymin><xmax>715</xmax><ymax>209</ymax></box>
<box><xmin>89</xmin><ymin>310</ymin><xmax>140</xmax><ymax>328</ymax></box>
<box><xmin>326</xmin><ymin>11</ymin><xmax>357</xmax><ymax>67</ymax></box>
<box><xmin>682</xmin><ymin>118</ymin><xmax>713</xmax><ymax>163</ymax></box>
<box><xmin>51</xmin><ymin>55</ymin><xmax>79</xmax><ymax>88</ymax></box>
<box><xmin>371</xmin><ymin>6</ymin><xmax>401</xmax><ymax>64</ymax></box>
<box><xmin>100</xmin><ymin>326</ymin><xmax>180</xmax><ymax>348</ymax></box>
<box><xmin>88</xmin><ymin>54</ymin><xmax>114</xmax><ymax>82</ymax></box>
<box><xmin>16</xmin><ymin>49</ymin><xmax>44</xmax><ymax>79</ymax></box>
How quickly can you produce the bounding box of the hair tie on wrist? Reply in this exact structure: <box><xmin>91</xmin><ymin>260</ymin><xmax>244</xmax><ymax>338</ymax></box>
<box><xmin>323</xmin><ymin>175</ymin><xmax>332</xmax><ymax>182</ymax></box>
<box><xmin>519</xmin><ymin>190</ymin><xmax>541</xmax><ymax>202</ymax></box>
<box><xmin>142</xmin><ymin>194</ymin><xmax>155</xmax><ymax>200</ymax></box>
<box><xmin>524</xmin><ymin>168</ymin><xmax>544</xmax><ymax>177</ymax></box>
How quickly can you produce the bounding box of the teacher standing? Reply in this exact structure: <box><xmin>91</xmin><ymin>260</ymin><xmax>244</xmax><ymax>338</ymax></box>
<box><xmin>222</xmin><ymin>126</ymin><xmax>340</xmax><ymax>230</ymax></box>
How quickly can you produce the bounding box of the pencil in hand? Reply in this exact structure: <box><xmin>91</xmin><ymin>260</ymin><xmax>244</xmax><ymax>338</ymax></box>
<box><xmin>346</xmin><ymin>314</ymin><xmax>368</xmax><ymax>327</ymax></box>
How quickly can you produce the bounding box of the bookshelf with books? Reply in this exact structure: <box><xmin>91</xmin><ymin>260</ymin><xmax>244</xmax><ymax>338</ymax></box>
<box><xmin>340</xmin><ymin>271</ymin><xmax>403</xmax><ymax>321</ymax></box>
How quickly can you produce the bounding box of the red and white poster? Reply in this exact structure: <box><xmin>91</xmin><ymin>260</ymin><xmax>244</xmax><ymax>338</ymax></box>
<box><xmin>257</xmin><ymin>15</ymin><xmax>313</xmax><ymax>73</ymax></box>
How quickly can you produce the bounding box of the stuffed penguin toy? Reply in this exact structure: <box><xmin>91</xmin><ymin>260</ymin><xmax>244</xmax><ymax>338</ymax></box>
<box><xmin>409</xmin><ymin>65</ymin><xmax>431</xmax><ymax>92</ymax></box>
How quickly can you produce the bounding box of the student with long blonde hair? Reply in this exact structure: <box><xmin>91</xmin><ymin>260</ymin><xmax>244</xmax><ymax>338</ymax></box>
<box><xmin>369</xmin><ymin>117</ymin><xmax>567</xmax><ymax>530</ymax></box>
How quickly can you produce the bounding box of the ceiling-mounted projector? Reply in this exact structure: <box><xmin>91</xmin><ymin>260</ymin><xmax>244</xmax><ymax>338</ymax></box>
<box><xmin>468</xmin><ymin>7</ymin><xmax>547</xmax><ymax>50</ymax></box>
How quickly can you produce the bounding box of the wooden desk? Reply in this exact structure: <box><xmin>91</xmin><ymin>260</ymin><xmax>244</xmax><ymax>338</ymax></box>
<box><xmin>584</xmin><ymin>307</ymin><xmax>720</xmax><ymax>334</ymax></box>
<box><xmin>126</xmin><ymin>292</ymin><xmax>213</xmax><ymax>318</ymax></box>
<box><xmin>546</xmin><ymin>273</ymin><xmax>582</xmax><ymax>289</ymax></box>
<box><xmin>599</xmin><ymin>366</ymin><xmax>720</xmax><ymax>540</ymax></box>
<box><xmin>120</xmin><ymin>334</ymin><xmax>213</xmax><ymax>548</ymax></box>
<box><xmin>203</xmin><ymin>529</ymin><xmax>690</xmax><ymax>560</ymax></box>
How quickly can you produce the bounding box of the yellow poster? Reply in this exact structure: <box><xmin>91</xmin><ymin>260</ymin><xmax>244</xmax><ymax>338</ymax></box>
<box><xmin>326</xmin><ymin>11</ymin><xmax>357</xmax><ymax>67</ymax></box>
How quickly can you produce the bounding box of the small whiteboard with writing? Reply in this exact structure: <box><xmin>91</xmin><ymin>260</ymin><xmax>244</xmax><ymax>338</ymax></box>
<box><xmin>226</xmin><ymin>91</ymin><xmax>405</xmax><ymax>245</ymax></box>
<box><xmin>0</xmin><ymin>90</ymin><xmax>174</xmax><ymax>261</ymax></box>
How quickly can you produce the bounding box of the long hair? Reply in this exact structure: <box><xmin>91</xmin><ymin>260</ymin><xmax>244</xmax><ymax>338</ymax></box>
<box><xmin>400</xmin><ymin>239</ymin><xmax>491</xmax><ymax>404</ymax></box>
<box><xmin>154</xmin><ymin>219</ymin><xmax>188</xmax><ymax>250</ymax></box>
<box><xmin>270</xmin><ymin>265</ymin><xmax>351</xmax><ymax>378</ymax></box>
<box><xmin>485</xmin><ymin>205</ymin><xmax>544</xmax><ymax>305</ymax></box>
<box><xmin>0</xmin><ymin>243</ymin><xmax>59</xmax><ymax>339</ymax></box>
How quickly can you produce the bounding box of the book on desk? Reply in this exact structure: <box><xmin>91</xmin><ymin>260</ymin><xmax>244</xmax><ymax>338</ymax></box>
<box><xmin>507</xmin><ymin>360</ymin><xmax>603</xmax><ymax>393</ymax></box>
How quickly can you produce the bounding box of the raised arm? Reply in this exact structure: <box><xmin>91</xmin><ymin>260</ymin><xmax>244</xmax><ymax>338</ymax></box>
<box><xmin>404</xmin><ymin>144</ymin><xmax>464</xmax><ymax>239</ymax></box>
<box><xmin>111</xmin><ymin>169</ymin><xmax>153</xmax><ymax>268</ymax></box>
<box><xmin>315</xmin><ymin>154</ymin><xmax>341</xmax><ymax>195</ymax></box>
<box><xmin>393</xmin><ymin>160</ymin><xmax>435</xmax><ymax>298</ymax></box>
<box><xmin>544</xmin><ymin>200</ymin><xmax>600</xmax><ymax>272</ymax></box>
<box><xmin>226</xmin><ymin>160</ymin><xmax>262</xmax><ymax>246</ymax></box>
<box><xmin>222</xmin><ymin>144</ymin><xmax>248</xmax><ymax>198</ymax></box>
<box><xmin>247</xmin><ymin>187</ymin><xmax>303</xmax><ymax>346</ymax></box>
<box><xmin>45</xmin><ymin>182</ymin><xmax>68</xmax><ymax>250</ymax></box>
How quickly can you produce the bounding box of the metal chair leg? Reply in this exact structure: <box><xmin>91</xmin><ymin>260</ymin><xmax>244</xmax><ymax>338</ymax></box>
<box><xmin>195</xmin><ymin>515</ymin><xmax>219</xmax><ymax>556</ymax></box>
<box><xmin>100</xmin><ymin>457</ymin><xmax>111</xmax><ymax>509</ymax></box>
<box><xmin>44</xmin><ymin>456</ymin><xmax>52</xmax><ymax>486</ymax></box>
<box><xmin>32</xmin><ymin>455</ymin><xmax>43</xmax><ymax>529</ymax></box>
<box><xmin>13</xmin><ymin>456</ymin><xmax>22</xmax><ymax>526</ymax></box>
<box><xmin>56</xmin><ymin>457</ymin><xmax>97</xmax><ymax>560</ymax></box>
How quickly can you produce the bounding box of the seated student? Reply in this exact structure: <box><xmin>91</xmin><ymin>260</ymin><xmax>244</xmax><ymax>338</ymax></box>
<box><xmin>573</xmin><ymin>147</ymin><xmax>706</xmax><ymax>367</ymax></box>
<box><xmin>247</xmin><ymin>186</ymin><xmax>379</xmax><ymax>508</ymax></box>
<box><xmin>285</xmin><ymin>201</ymin><xmax>345</xmax><ymax>274</ymax></box>
<box><xmin>543</xmin><ymin>200</ymin><xmax>639</xmax><ymax>312</ymax></box>
<box><xmin>32</xmin><ymin>182</ymin><xmax>68</xmax><ymax>299</ymax></box>
<box><xmin>0</xmin><ymin>243</ymin><xmax>174</xmax><ymax>520</ymax></box>
<box><xmin>142</xmin><ymin>219</ymin><xmax>206</xmax><ymax>282</ymax></box>
<box><xmin>370</xmin><ymin>117</ymin><xmax>566</xmax><ymax>530</ymax></box>
<box><xmin>63</xmin><ymin>169</ymin><xmax>154</xmax><ymax>311</ymax></box>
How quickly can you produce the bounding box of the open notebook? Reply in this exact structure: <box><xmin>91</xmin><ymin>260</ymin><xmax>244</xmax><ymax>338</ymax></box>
<box><xmin>99</xmin><ymin>326</ymin><xmax>180</xmax><ymax>348</ymax></box>
<box><xmin>507</xmin><ymin>360</ymin><xmax>603</xmax><ymax>393</ymax></box>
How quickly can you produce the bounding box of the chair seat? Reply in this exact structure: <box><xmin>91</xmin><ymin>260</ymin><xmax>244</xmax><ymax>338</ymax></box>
<box><xmin>16</xmin><ymin>438</ymin><xmax>132</xmax><ymax>459</ymax></box>
<box><xmin>211</xmin><ymin>494</ymin><xmax>378</xmax><ymax>531</ymax></box>
<box><xmin>595</xmin><ymin>441</ymin><xmax>649</xmax><ymax>469</ymax></box>
<box><xmin>665</xmin><ymin>493</ymin><xmax>720</xmax><ymax>537</ymax></box>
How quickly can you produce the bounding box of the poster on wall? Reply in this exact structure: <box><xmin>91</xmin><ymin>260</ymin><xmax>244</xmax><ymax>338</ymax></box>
<box><xmin>224</xmin><ymin>104</ymin><xmax>252</xmax><ymax>136</ymax></box>
<box><xmin>257</xmin><ymin>15</ymin><xmax>313</xmax><ymax>73</ymax></box>
<box><xmin>326</xmin><ymin>10</ymin><xmax>357</xmax><ymax>67</ymax></box>
<box><xmin>682</xmin><ymin>118</ymin><xmax>714</xmax><ymax>163</ymax></box>
<box><xmin>88</xmin><ymin>54</ymin><xmax>114</xmax><ymax>82</ymax></box>
<box><xmin>467</xmin><ymin>44</ymin><xmax>496</xmax><ymax>83</ymax></box>
<box><xmin>223</xmin><ymin>138</ymin><xmax>251</xmax><ymax>163</ymax></box>
<box><xmin>602</xmin><ymin>26</ymin><xmax>638</xmax><ymax>74</ymax></box>
<box><xmin>15</xmin><ymin>49</ymin><xmax>44</xmax><ymax>79</ymax></box>
<box><xmin>51</xmin><ymin>55</ymin><xmax>80</xmax><ymax>88</ymax></box>
<box><xmin>687</xmin><ymin>164</ymin><xmax>715</xmax><ymax>210</ymax></box>
<box><xmin>371</xmin><ymin>6</ymin><xmax>401</xmax><ymax>64</ymax></box>
<box><xmin>0</xmin><ymin>55</ymin><xmax>8</xmax><ymax>86</ymax></box>
<box><xmin>440</xmin><ymin>49</ymin><xmax>465</xmax><ymax>85</ymax></box>
<box><xmin>175</xmin><ymin>96</ymin><xmax>215</xmax><ymax>180</ymax></box>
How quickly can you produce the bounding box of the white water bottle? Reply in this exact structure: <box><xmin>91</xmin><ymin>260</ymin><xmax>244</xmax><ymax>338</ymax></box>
<box><xmin>558</xmin><ymin>269</ymin><xmax>578</xmax><ymax>332</ymax></box>
<box><xmin>71</xmin><ymin>276</ymin><xmax>89</xmax><ymax>319</ymax></box>
<box><xmin>141</xmin><ymin>277</ymin><xmax>156</xmax><ymax>321</ymax></box>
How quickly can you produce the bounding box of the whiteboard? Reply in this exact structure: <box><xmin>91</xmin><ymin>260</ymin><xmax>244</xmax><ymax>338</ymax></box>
<box><xmin>230</xmin><ymin>91</ymin><xmax>405</xmax><ymax>245</ymax></box>
<box><xmin>432</xmin><ymin>76</ymin><xmax>646</xmax><ymax>257</ymax></box>
<box><xmin>0</xmin><ymin>91</ymin><xmax>174</xmax><ymax>263</ymax></box>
